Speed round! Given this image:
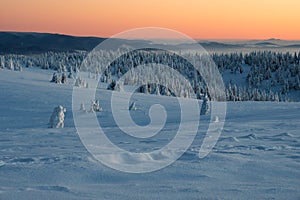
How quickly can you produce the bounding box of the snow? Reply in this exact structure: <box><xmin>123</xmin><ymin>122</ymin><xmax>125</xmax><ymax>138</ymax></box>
<box><xmin>0</xmin><ymin>68</ymin><xmax>300</xmax><ymax>199</ymax></box>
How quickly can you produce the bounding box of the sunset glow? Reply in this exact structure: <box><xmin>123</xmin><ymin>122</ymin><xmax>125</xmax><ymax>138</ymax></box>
<box><xmin>1</xmin><ymin>0</ymin><xmax>300</xmax><ymax>39</ymax></box>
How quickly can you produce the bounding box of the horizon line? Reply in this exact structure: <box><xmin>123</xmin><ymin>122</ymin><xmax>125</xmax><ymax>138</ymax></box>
<box><xmin>2</xmin><ymin>30</ymin><xmax>300</xmax><ymax>41</ymax></box>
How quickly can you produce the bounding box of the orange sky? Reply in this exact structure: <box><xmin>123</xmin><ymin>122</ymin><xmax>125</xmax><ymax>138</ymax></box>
<box><xmin>1</xmin><ymin>0</ymin><xmax>300</xmax><ymax>40</ymax></box>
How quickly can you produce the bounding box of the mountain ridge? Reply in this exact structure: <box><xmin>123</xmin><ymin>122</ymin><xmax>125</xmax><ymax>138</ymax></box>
<box><xmin>0</xmin><ymin>32</ymin><xmax>105</xmax><ymax>54</ymax></box>
<box><xmin>1</xmin><ymin>32</ymin><xmax>299</xmax><ymax>54</ymax></box>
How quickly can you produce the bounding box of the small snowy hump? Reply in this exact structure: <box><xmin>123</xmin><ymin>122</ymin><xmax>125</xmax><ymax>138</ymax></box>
<box><xmin>213</xmin><ymin>116</ymin><xmax>219</xmax><ymax>123</ymax></box>
<box><xmin>240</xmin><ymin>133</ymin><xmax>257</xmax><ymax>140</ymax></box>
<box><xmin>274</xmin><ymin>132</ymin><xmax>294</xmax><ymax>138</ymax></box>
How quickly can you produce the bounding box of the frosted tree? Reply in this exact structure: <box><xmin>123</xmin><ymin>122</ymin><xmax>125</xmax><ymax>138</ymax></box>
<box><xmin>61</xmin><ymin>72</ymin><xmax>67</xmax><ymax>84</ymax></box>
<box><xmin>107</xmin><ymin>80</ymin><xmax>116</xmax><ymax>90</ymax></box>
<box><xmin>9</xmin><ymin>58</ymin><xmax>14</xmax><ymax>71</ymax></box>
<box><xmin>0</xmin><ymin>56</ymin><xmax>4</xmax><ymax>69</ymax></box>
<box><xmin>89</xmin><ymin>100</ymin><xmax>95</xmax><ymax>113</ymax></box>
<box><xmin>74</xmin><ymin>77</ymin><xmax>81</xmax><ymax>86</ymax></box>
<box><xmin>153</xmin><ymin>84</ymin><xmax>161</xmax><ymax>95</ymax></box>
<box><xmin>93</xmin><ymin>100</ymin><xmax>103</xmax><ymax>112</ymax></box>
<box><xmin>68</xmin><ymin>70</ymin><xmax>74</xmax><ymax>79</ymax></box>
<box><xmin>138</xmin><ymin>84</ymin><xmax>149</xmax><ymax>94</ymax></box>
<box><xmin>282</xmin><ymin>80</ymin><xmax>289</xmax><ymax>94</ymax></box>
<box><xmin>79</xmin><ymin>103</ymin><xmax>86</xmax><ymax>112</ymax></box>
<box><xmin>129</xmin><ymin>100</ymin><xmax>137</xmax><ymax>111</ymax></box>
<box><xmin>264</xmin><ymin>67</ymin><xmax>272</xmax><ymax>80</ymax></box>
<box><xmin>115</xmin><ymin>82</ymin><xmax>124</xmax><ymax>92</ymax></box>
<box><xmin>89</xmin><ymin>100</ymin><xmax>102</xmax><ymax>112</ymax></box>
<box><xmin>74</xmin><ymin>77</ymin><xmax>88</xmax><ymax>87</ymax></box>
<box><xmin>14</xmin><ymin>60</ymin><xmax>22</xmax><ymax>71</ymax></box>
<box><xmin>68</xmin><ymin>66</ymin><xmax>74</xmax><ymax>79</ymax></box>
<box><xmin>295</xmin><ymin>75</ymin><xmax>300</xmax><ymax>90</ymax></box>
<box><xmin>60</xmin><ymin>64</ymin><xmax>67</xmax><ymax>73</ymax></box>
<box><xmin>50</xmin><ymin>72</ymin><xmax>61</xmax><ymax>84</ymax></box>
<box><xmin>200</xmin><ymin>95</ymin><xmax>210</xmax><ymax>115</ymax></box>
<box><xmin>274</xmin><ymin>92</ymin><xmax>280</xmax><ymax>102</ymax></box>
<box><xmin>49</xmin><ymin>105</ymin><xmax>66</xmax><ymax>128</ymax></box>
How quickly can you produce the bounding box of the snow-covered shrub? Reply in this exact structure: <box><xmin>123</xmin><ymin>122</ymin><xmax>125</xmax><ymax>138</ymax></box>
<box><xmin>74</xmin><ymin>77</ymin><xmax>88</xmax><ymax>88</ymax></box>
<box><xmin>107</xmin><ymin>80</ymin><xmax>116</xmax><ymax>90</ymax></box>
<box><xmin>114</xmin><ymin>82</ymin><xmax>124</xmax><ymax>92</ymax></box>
<box><xmin>79</xmin><ymin>103</ymin><xmax>86</xmax><ymax>112</ymax></box>
<box><xmin>213</xmin><ymin>116</ymin><xmax>219</xmax><ymax>122</ymax></box>
<box><xmin>0</xmin><ymin>56</ymin><xmax>4</xmax><ymax>69</ymax></box>
<box><xmin>49</xmin><ymin>105</ymin><xmax>66</xmax><ymax>128</ymax></box>
<box><xmin>68</xmin><ymin>71</ymin><xmax>74</xmax><ymax>79</ymax></box>
<box><xmin>50</xmin><ymin>72</ymin><xmax>69</xmax><ymax>84</ymax></box>
<box><xmin>129</xmin><ymin>100</ymin><xmax>137</xmax><ymax>111</ymax></box>
<box><xmin>50</xmin><ymin>72</ymin><xmax>61</xmax><ymax>84</ymax></box>
<box><xmin>61</xmin><ymin>72</ymin><xmax>67</xmax><ymax>84</ymax></box>
<box><xmin>89</xmin><ymin>100</ymin><xmax>103</xmax><ymax>112</ymax></box>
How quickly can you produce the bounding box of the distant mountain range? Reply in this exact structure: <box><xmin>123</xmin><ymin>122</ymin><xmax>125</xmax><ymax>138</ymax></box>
<box><xmin>0</xmin><ymin>32</ymin><xmax>299</xmax><ymax>54</ymax></box>
<box><xmin>0</xmin><ymin>32</ymin><xmax>105</xmax><ymax>54</ymax></box>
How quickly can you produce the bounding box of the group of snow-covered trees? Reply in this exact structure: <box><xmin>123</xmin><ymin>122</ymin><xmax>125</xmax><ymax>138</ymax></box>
<box><xmin>79</xmin><ymin>100</ymin><xmax>102</xmax><ymax>113</ymax></box>
<box><xmin>83</xmin><ymin>49</ymin><xmax>210</xmax><ymax>100</ymax></box>
<box><xmin>1</xmin><ymin>50</ymin><xmax>300</xmax><ymax>101</ymax></box>
<box><xmin>213</xmin><ymin>51</ymin><xmax>300</xmax><ymax>101</ymax></box>
<box><xmin>0</xmin><ymin>55</ymin><xmax>23</xmax><ymax>71</ymax></box>
<box><xmin>226</xmin><ymin>83</ymin><xmax>282</xmax><ymax>101</ymax></box>
<box><xmin>50</xmin><ymin>72</ymin><xmax>68</xmax><ymax>84</ymax></box>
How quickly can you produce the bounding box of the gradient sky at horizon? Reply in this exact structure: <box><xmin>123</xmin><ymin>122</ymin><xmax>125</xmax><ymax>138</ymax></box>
<box><xmin>1</xmin><ymin>0</ymin><xmax>300</xmax><ymax>40</ymax></box>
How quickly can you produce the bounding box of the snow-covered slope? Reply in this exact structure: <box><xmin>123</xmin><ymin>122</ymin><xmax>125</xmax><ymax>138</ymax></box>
<box><xmin>0</xmin><ymin>68</ymin><xmax>300</xmax><ymax>199</ymax></box>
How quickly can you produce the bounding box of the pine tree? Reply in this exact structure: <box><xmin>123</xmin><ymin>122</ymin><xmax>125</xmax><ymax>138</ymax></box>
<box><xmin>61</xmin><ymin>72</ymin><xmax>67</xmax><ymax>84</ymax></box>
<box><xmin>9</xmin><ymin>58</ymin><xmax>14</xmax><ymax>71</ymax></box>
<box><xmin>0</xmin><ymin>56</ymin><xmax>4</xmax><ymax>69</ymax></box>
<box><xmin>49</xmin><ymin>105</ymin><xmax>66</xmax><ymax>128</ymax></box>
<box><xmin>295</xmin><ymin>75</ymin><xmax>300</xmax><ymax>90</ymax></box>
<box><xmin>107</xmin><ymin>80</ymin><xmax>116</xmax><ymax>90</ymax></box>
<box><xmin>200</xmin><ymin>94</ymin><xmax>210</xmax><ymax>115</ymax></box>
<box><xmin>129</xmin><ymin>100</ymin><xmax>137</xmax><ymax>111</ymax></box>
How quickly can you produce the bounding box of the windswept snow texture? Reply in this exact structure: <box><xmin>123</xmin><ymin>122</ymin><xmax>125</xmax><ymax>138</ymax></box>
<box><xmin>0</xmin><ymin>68</ymin><xmax>300</xmax><ymax>199</ymax></box>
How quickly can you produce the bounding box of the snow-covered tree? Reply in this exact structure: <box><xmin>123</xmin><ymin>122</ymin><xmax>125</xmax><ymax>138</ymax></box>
<box><xmin>79</xmin><ymin>103</ymin><xmax>86</xmax><ymax>112</ymax></box>
<box><xmin>107</xmin><ymin>80</ymin><xmax>116</xmax><ymax>90</ymax></box>
<box><xmin>49</xmin><ymin>105</ymin><xmax>66</xmax><ymax>128</ymax></box>
<box><xmin>295</xmin><ymin>75</ymin><xmax>300</xmax><ymax>90</ymax></box>
<box><xmin>74</xmin><ymin>77</ymin><xmax>88</xmax><ymax>88</ymax></box>
<box><xmin>115</xmin><ymin>82</ymin><xmax>124</xmax><ymax>92</ymax></box>
<box><xmin>50</xmin><ymin>72</ymin><xmax>61</xmax><ymax>84</ymax></box>
<box><xmin>129</xmin><ymin>100</ymin><xmax>137</xmax><ymax>111</ymax></box>
<box><xmin>9</xmin><ymin>58</ymin><xmax>14</xmax><ymax>71</ymax></box>
<box><xmin>0</xmin><ymin>56</ymin><xmax>4</xmax><ymax>69</ymax></box>
<box><xmin>61</xmin><ymin>72</ymin><xmax>67</xmax><ymax>84</ymax></box>
<box><xmin>200</xmin><ymin>95</ymin><xmax>210</xmax><ymax>115</ymax></box>
<box><xmin>89</xmin><ymin>100</ymin><xmax>102</xmax><ymax>112</ymax></box>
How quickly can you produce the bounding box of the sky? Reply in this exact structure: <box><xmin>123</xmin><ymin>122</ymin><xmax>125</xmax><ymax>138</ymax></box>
<box><xmin>1</xmin><ymin>0</ymin><xmax>300</xmax><ymax>40</ymax></box>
